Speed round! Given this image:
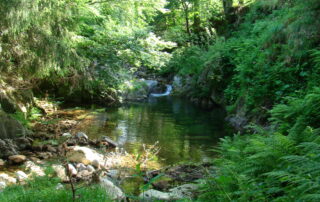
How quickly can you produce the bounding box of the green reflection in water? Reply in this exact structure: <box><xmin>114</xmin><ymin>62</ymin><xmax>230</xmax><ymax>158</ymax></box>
<box><xmin>82</xmin><ymin>97</ymin><xmax>232</xmax><ymax>166</ymax></box>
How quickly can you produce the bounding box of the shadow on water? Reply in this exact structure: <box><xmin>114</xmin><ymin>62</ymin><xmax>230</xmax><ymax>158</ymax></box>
<box><xmin>78</xmin><ymin>96</ymin><xmax>233</xmax><ymax>166</ymax></box>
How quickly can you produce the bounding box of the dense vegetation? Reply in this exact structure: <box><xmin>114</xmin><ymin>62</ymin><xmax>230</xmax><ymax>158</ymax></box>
<box><xmin>1</xmin><ymin>0</ymin><xmax>320</xmax><ymax>201</ymax></box>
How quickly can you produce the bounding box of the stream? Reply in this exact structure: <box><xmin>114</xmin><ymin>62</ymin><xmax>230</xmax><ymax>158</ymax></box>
<box><xmin>77</xmin><ymin>96</ymin><xmax>232</xmax><ymax>166</ymax></box>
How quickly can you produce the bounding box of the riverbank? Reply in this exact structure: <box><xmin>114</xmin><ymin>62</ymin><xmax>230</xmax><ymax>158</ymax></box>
<box><xmin>0</xmin><ymin>97</ymin><xmax>220</xmax><ymax>201</ymax></box>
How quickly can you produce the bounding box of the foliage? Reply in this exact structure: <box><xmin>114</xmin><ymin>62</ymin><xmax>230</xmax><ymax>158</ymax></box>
<box><xmin>200</xmin><ymin>127</ymin><xmax>320</xmax><ymax>201</ymax></box>
<box><xmin>0</xmin><ymin>174</ymin><xmax>110</xmax><ymax>202</ymax></box>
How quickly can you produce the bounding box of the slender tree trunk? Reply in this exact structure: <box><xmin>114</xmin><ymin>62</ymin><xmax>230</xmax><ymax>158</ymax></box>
<box><xmin>180</xmin><ymin>0</ymin><xmax>191</xmax><ymax>36</ymax></box>
<box><xmin>222</xmin><ymin>0</ymin><xmax>233</xmax><ymax>21</ymax></box>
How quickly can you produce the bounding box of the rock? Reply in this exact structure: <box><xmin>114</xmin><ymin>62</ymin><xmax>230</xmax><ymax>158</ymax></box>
<box><xmin>15</xmin><ymin>171</ymin><xmax>28</xmax><ymax>181</ymax></box>
<box><xmin>55</xmin><ymin>183</ymin><xmax>64</xmax><ymax>190</ymax></box>
<box><xmin>0</xmin><ymin>139</ymin><xmax>18</xmax><ymax>159</ymax></box>
<box><xmin>139</xmin><ymin>184</ymin><xmax>199</xmax><ymax>201</ymax></box>
<box><xmin>25</xmin><ymin>161</ymin><xmax>45</xmax><ymax>177</ymax></box>
<box><xmin>45</xmin><ymin>145</ymin><xmax>57</xmax><ymax>153</ymax></box>
<box><xmin>76</xmin><ymin>163</ymin><xmax>87</xmax><ymax>172</ymax></box>
<box><xmin>87</xmin><ymin>165</ymin><xmax>95</xmax><ymax>173</ymax></box>
<box><xmin>139</xmin><ymin>189</ymin><xmax>171</xmax><ymax>201</ymax></box>
<box><xmin>62</xmin><ymin>132</ymin><xmax>72</xmax><ymax>138</ymax></box>
<box><xmin>36</xmin><ymin>152</ymin><xmax>52</xmax><ymax>159</ymax></box>
<box><xmin>100</xmin><ymin>177</ymin><xmax>125</xmax><ymax>201</ymax></box>
<box><xmin>0</xmin><ymin>173</ymin><xmax>17</xmax><ymax>184</ymax></box>
<box><xmin>0</xmin><ymin>159</ymin><xmax>5</xmax><ymax>166</ymax></box>
<box><xmin>92</xmin><ymin>159</ymin><xmax>101</xmax><ymax>169</ymax></box>
<box><xmin>107</xmin><ymin>170</ymin><xmax>119</xmax><ymax>180</ymax></box>
<box><xmin>0</xmin><ymin>181</ymin><xmax>6</xmax><ymax>191</ymax></box>
<box><xmin>151</xmin><ymin>175</ymin><xmax>174</xmax><ymax>191</ymax></box>
<box><xmin>76</xmin><ymin>132</ymin><xmax>88</xmax><ymax>140</ymax></box>
<box><xmin>8</xmin><ymin>155</ymin><xmax>26</xmax><ymax>164</ymax></box>
<box><xmin>52</xmin><ymin>164</ymin><xmax>68</xmax><ymax>181</ymax></box>
<box><xmin>169</xmin><ymin>184</ymin><xmax>199</xmax><ymax>199</ymax></box>
<box><xmin>67</xmin><ymin>164</ymin><xmax>77</xmax><ymax>176</ymax></box>
<box><xmin>66</xmin><ymin>146</ymin><xmax>104</xmax><ymax>166</ymax></box>
<box><xmin>101</xmin><ymin>136</ymin><xmax>118</xmax><ymax>148</ymax></box>
<box><xmin>0</xmin><ymin>111</ymin><xmax>29</xmax><ymax>139</ymax></box>
<box><xmin>77</xmin><ymin>170</ymin><xmax>91</xmax><ymax>179</ymax></box>
<box><xmin>15</xmin><ymin>137</ymin><xmax>32</xmax><ymax>150</ymax></box>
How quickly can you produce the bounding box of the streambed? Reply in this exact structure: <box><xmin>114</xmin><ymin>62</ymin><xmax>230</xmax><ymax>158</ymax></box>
<box><xmin>75</xmin><ymin>96</ymin><xmax>231</xmax><ymax>166</ymax></box>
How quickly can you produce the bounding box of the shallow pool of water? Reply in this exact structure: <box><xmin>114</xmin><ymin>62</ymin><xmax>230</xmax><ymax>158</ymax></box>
<box><xmin>78</xmin><ymin>96</ymin><xmax>232</xmax><ymax>166</ymax></box>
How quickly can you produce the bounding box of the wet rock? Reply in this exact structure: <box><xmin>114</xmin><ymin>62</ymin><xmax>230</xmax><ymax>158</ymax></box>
<box><xmin>107</xmin><ymin>170</ymin><xmax>119</xmax><ymax>180</ymax></box>
<box><xmin>101</xmin><ymin>136</ymin><xmax>118</xmax><ymax>148</ymax></box>
<box><xmin>0</xmin><ymin>139</ymin><xmax>18</xmax><ymax>158</ymax></box>
<box><xmin>140</xmin><ymin>184</ymin><xmax>199</xmax><ymax>201</ymax></box>
<box><xmin>66</xmin><ymin>146</ymin><xmax>104</xmax><ymax>167</ymax></box>
<box><xmin>87</xmin><ymin>165</ymin><xmax>95</xmax><ymax>173</ymax></box>
<box><xmin>52</xmin><ymin>164</ymin><xmax>68</xmax><ymax>182</ymax></box>
<box><xmin>0</xmin><ymin>181</ymin><xmax>6</xmax><ymax>191</ymax></box>
<box><xmin>0</xmin><ymin>159</ymin><xmax>5</xmax><ymax>166</ymax></box>
<box><xmin>15</xmin><ymin>171</ymin><xmax>28</xmax><ymax>181</ymax></box>
<box><xmin>76</xmin><ymin>163</ymin><xmax>87</xmax><ymax>172</ymax></box>
<box><xmin>139</xmin><ymin>189</ymin><xmax>171</xmax><ymax>201</ymax></box>
<box><xmin>62</xmin><ymin>132</ymin><xmax>72</xmax><ymax>138</ymax></box>
<box><xmin>76</xmin><ymin>132</ymin><xmax>88</xmax><ymax>140</ymax></box>
<box><xmin>0</xmin><ymin>173</ymin><xmax>17</xmax><ymax>184</ymax></box>
<box><xmin>8</xmin><ymin>155</ymin><xmax>26</xmax><ymax>164</ymax></box>
<box><xmin>25</xmin><ymin>161</ymin><xmax>45</xmax><ymax>177</ymax></box>
<box><xmin>100</xmin><ymin>177</ymin><xmax>125</xmax><ymax>201</ymax></box>
<box><xmin>67</xmin><ymin>164</ymin><xmax>77</xmax><ymax>176</ymax></box>
<box><xmin>169</xmin><ymin>184</ymin><xmax>199</xmax><ymax>199</ymax></box>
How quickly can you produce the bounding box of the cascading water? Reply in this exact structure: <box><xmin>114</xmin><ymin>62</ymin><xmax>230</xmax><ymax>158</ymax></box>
<box><xmin>150</xmin><ymin>85</ymin><xmax>173</xmax><ymax>97</ymax></box>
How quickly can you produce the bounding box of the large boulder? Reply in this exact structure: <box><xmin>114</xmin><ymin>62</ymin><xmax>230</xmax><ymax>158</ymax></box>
<box><xmin>8</xmin><ymin>155</ymin><xmax>26</xmax><ymax>164</ymax></box>
<box><xmin>66</xmin><ymin>146</ymin><xmax>104</xmax><ymax>167</ymax></box>
<box><xmin>0</xmin><ymin>139</ymin><xmax>18</xmax><ymax>159</ymax></box>
<box><xmin>0</xmin><ymin>111</ymin><xmax>29</xmax><ymax>139</ymax></box>
<box><xmin>100</xmin><ymin>177</ymin><xmax>126</xmax><ymax>201</ymax></box>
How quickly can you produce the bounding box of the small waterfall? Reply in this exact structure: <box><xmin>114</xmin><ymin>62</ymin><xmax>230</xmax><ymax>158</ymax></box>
<box><xmin>150</xmin><ymin>85</ymin><xmax>173</xmax><ymax>97</ymax></box>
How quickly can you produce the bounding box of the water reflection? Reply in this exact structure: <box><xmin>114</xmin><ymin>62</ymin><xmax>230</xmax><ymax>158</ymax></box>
<box><xmin>82</xmin><ymin>97</ymin><xmax>231</xmax><ymax>165</ymax></box>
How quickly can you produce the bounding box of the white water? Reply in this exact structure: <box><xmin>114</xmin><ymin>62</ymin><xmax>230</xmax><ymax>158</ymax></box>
<box><xmin>150</xmin><ymin>85</ymin><xmax>173</xmax><ymax>97</ymax></box>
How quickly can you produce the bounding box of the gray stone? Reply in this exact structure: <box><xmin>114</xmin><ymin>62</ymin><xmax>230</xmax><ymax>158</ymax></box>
<box><xmin>169</xmin><ymin>184</ymin><xmax>199</xmax><ymax>199</ymax></box>
<box><xmin>62</xmin><ymin>133</ymin><xmax>72</xmax><ymax>138</ymax></box>
<box><xmin>76</xmin><ymin>132</ymin><xmax>88</xmax><ymax>140</ymax></box>
<box><xmin>15</xmin><ymin>171</ymin><xmax>28</xmax><ymax>181</ymax></box>
<box><xmin>100</xmin><ymin>177</ymin><xmax>125</xmax><ymax>201</ymax></box>
<box><xmin>139</xmin><ymin>189</ymin><xmax>171</xmax><ymax>201</ymax></box>
<box><xmin>87</xmin><ymin>165</ymin><xmax>95</xmax><ymax>173</ymax></box>
<box><xmin>76</xmin><ymin>163</ymin><xmax>87</xmax><ymax>172</ymax></box>
<box><xmin>107</xmin><ymin>169</ymin><xmax>119</xmax><ymax>180</ymax></box>
<box><xmin>139</xmin><ymin>184</ymin><xmax>199</xmax><ymax>201</ymax></box>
